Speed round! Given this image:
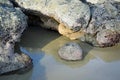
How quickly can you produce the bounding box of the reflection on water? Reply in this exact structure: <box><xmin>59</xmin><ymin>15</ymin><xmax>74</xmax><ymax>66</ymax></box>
<box><xmin>0</xmin><ymin>26</ymin><xmax>120</xmax><ymax>80</ymax></box>
<box><xmin>20</xmin><ymin>47</ymin><xmax>46</xmax><ymax>80</ymax></box>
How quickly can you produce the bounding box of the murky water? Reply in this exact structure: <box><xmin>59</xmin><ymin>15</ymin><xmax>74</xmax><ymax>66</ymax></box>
<box><xmin>0</xmin><ymin>26</ymin><xmax>120</xmax><ymax>80</ymax></box>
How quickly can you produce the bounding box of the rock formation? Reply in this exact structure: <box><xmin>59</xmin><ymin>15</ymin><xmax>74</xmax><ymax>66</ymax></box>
<box><xmin>12</xmin><ymin>0</ymin><xmax>120</xmax><ymax>47</ymax></box>
<box><xmin>84</xmin><ymin>0</ymin><xmax>120</xmax><ymax>47</ymax></box>
<box><xmin>0</xmin><ymin>0</ymin><xmax>120</xmax><ymax>74</ymax></box>
<box><xmin>0</xmin><ymin>0</ymin><xmax>32</xmax><ymax>74</ymax></box>
<box><xmin>86</xmin><ymin>0</ymin><xmax>120</xmax><ymax>4</ymax></box>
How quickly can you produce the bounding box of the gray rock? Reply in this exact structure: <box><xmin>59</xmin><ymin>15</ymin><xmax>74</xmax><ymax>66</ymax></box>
<box><xmin>86</xmin><ymin>0</ymin><xmax>120</xmax><ymax>4</ymax></box>
<box><xmin>13</xmin><ymin>0</ymin><xmax>120</xmax><ymax>47</ymax></box>
<box><xmin>0</xmin><ymin>0</ymin><xmax>32</xmax><ymax>74</ymax></box>
<box><xmin>87</xmin><ymin>1</ymin><xmax>120</xmax><ymax>34</ymax></box>
<box><xmin>13</xmin><ymin>0</ymin><xmax>90</xmax><ymax>31</ymax></box>
<box><xmin>0</xmin><ymin>0</ymin><xmax>13</xmax><ymax>7</ymax></box>
<box><xmin>58</xmin><ymin>42</ymin><xmax>83</xmax><ymax>61</ymax></box>
<box><xmin>0</xmin><ymin>53</ymin><xmax>32</xmax><ymax>74</ymax></box>
<box><xmin>96</xmin><ymin>29</ymin><xmax>120</xmax><ymax>47</ymax></box>
<box><xmin>84</xmin><ymin>1</ymin><xmax>120</xmax><ymax>47</ymax></box>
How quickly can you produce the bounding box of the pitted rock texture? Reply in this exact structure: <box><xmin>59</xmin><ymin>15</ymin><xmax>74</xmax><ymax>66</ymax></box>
<box><xmin>0</xmin><ymin>0</ymin><xmax>31</xmax><ymax>74</ymax></box>
<box><xmin>86</xmin><ymin>0</ymin><xmax>120</xmax><ymax>4</ymax></box>
<box><xmin>13</xmin><ymin>0</ymin><xmax>90</xmax><ymax>32</ymax></box>
<box><xmin>0</xmin><ymin>53</ymin><xmax>31</xmax><ymax>74</ymax></box>
<box><xmin>58</xmin><ymin>42</ymin><xmax>83</xmax><ymax>61</ymax></box>
<box><xmin>12</xmin><ymin>0</ymin><xmax>120</xmax><ymax>47</ymax></box>
<box><xmin>85</xmin><ymin>1</ymin><xmax>120</xmax><ymax>47</ymax></box>
<box><xmin>96</xmin><ymin>30</ymin><xmax>120</xmax><ymax>47</ymax></box>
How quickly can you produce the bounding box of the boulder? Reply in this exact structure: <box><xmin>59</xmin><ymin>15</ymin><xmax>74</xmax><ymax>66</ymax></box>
<box><xmin>0</xmin><ymin>0</ymin><xmax>32</xmax><ymax>74</ymax></box>
<box><xmin>13</xmin><ymin>0</ymin><xmax>90</xmax><ymax>31</ymax></box>
<box><xmin>13</xmin><ymin>0</ymin><xmax>120</xmax><ymax>47</ymax></box>
<box><xmin>83</xmin><ymin>1</ymin><xmax>120</xmax><ymax>47</ymax></box>
<box><xmin>58</xmin><ymin>42</ymin><xmax>83</xmax><ymax>61</ymax></box>
<box><xmin>86</xmin><ymin>0</ymin><xmax>120</xmax><ymax>4</ymax></box>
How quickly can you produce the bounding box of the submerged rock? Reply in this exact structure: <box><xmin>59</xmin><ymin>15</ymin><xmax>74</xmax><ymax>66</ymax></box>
<box><xmin>0</xmin><ymin>0</ymin><xmax>31</xmax><ymax>74</ymax></box>
<box><xmin>58</xmin><ymin>42</ymin><xmax>83</xmax><ymax>61</ymax></box>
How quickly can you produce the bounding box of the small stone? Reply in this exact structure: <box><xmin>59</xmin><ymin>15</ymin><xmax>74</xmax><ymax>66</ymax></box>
<box><xmin>58</xmin><ymin>42</ymin><xmax>83</xmax><ymax>61</ymax></box>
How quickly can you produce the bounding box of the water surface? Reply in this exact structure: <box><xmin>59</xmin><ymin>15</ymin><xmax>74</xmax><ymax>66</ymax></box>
<box><xmin>0</xmin><ymin>26</ymin><xmax>120</xmax><ymax>80</ymax></box>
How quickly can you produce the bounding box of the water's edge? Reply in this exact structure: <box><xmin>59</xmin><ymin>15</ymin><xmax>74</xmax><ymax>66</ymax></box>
<box><xmin>0</xmin><ymin>26</ymin><xmax>120</xmax><ymax>80</ymax></box>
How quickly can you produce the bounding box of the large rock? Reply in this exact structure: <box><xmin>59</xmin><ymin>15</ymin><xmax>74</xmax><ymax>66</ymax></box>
<box><xmin>86</xmin><ymin>0</ymin><xmax>120</xmax><ymax>4</ymax></box>
<box><xmin>58</xmin><ymin>42</ymin><xmax>83</xmax><ymax>61</ymax></box>
<box><xmin>82</xmin><ymin>1</ymin><xmax>120</xmax><ymax>47</ymax></box>
<box><xmin>13</xmin><ymin>0</ymin><xmax>120</xmax><ymax>47</ymax></box>
<box><xmin>13</xmin><ymin>0</ymin><xmax>90</xmax><ymax>31</ymax></box>
<box><xmin>0</xmin><ymin>0</ymin><xmax>32</xmax><ymax>74</ymax></box>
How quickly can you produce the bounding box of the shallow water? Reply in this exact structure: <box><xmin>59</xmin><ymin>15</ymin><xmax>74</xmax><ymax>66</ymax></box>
<box><xmin>0</xmin><ymin>26</ymin><xmax>120</xmax><ymax>80</ymax></box>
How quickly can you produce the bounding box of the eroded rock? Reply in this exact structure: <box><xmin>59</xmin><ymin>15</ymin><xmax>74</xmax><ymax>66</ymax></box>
<box><xmin>0</xmin><ymin>0</ymin><xmax>32</xmax><ymax>74</ymax></box>
<box><xmin>86</xmin><ymin>0</ymin><xmax>120</xmax><ymax>4</ymax></box>
<box><xmin>58</xmin><ymin>42</ymin><xmax>83</xmax><ymax>61</ymax></box>
<box><xmin>13</xmin><ymin>0</ymin><xmax>90</xmax><ymax>31</ymax></box>
<box><xmin>12</xmin><ymin>0</ymin><xmax>120</xmax><ymax>47</ymax></box>
<box><xmin>83</xmin><ymin>1</ymin><xmax>120</xmax><ymax>47</ymax></box>
<box><xmin>96</xmin><ymin>29</ymin><xmax>120</xmax><ymax>47</ymax></box>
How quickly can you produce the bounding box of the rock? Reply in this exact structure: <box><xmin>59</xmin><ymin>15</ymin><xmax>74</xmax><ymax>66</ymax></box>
<box><xmin>86</xmin><ymin>0</ymin><xmax>120</xmax><ymax>4</ymax></box>
<box><xmin>87</xmin><ymin>1</ymin><xmax>120</xmax><ymax>34</ymax></box>
<box><xmin>84</xmin><ymin>1</ymin><xmax>120</xmax><ymax>47</ymax></box>
<box><xmin>96</xmin><ymin>29</ymin><xmax>120</xmax><ymax>47</ymax></box>
<box><xmin>13</xmin><ymin>0</ymin><xmax>120</xmax><ymax>47</ymax></box>
<box><xmin>13</xmin><ymin>0</ymin><xmax>90</xmax><ymax>31</ymax></box>
<box><xmin>58</xmin><ymin>42</ymin><xmax>83</xmax><ymax>61</ymax></box>
<box><xmin>0</xmin><ymin>53</ymin><xmax>32</xmax><ymax>74</ymax></box>
<box><xmin>0</xmin><ymin>0</ymin><xmax>13</xmax><ymax>7</ymax></box>
<box><xmin>0</xmin><ymin>0</ymin><xmax>32</xmax><ymax>74</ymax></box>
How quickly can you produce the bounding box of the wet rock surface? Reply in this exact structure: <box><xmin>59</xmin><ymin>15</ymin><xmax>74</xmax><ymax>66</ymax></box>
<box><xmin>58</xmin><ymin>42</ymin><xmax>83</xmax><ymax>61</ymax></box>
<box><xmin>0</xmin><ymin>0</ymin><xmax>32</xmax><ymax>74</ymax></box>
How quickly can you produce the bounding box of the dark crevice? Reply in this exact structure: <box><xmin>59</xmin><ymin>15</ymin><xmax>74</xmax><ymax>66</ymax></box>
<box><xmin>10</xmin><ymin>0</ymin><xmax>59</xmax><ymax>31</ymax></box>
<box><xmin>9</xmin><ymin>0</ymin><xmax>19</xmax><ymax>7</ymax></box>
<box><xmin>80</xmin><ymin>0</ymin><xmax>87</xmax><ymax>3</ymax></box>
<box><xmin>85</xmin><ymin>4</ymin><xmax>94</xmax><ymax>30</ymax></box>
